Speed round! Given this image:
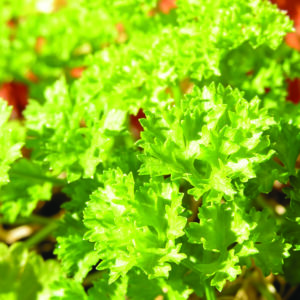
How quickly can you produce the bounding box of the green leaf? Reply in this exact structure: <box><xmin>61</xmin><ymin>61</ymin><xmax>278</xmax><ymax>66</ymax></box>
<box><xmin>0</xmin><ymin>99</ymin><xmax>23</xmax><ymax>187</ymax></box>
<box><xmin>126</xmin><ymin>269</ymin><xmax>164</xmax><ymax>300</ymax></box>
<box><xmin>55</xmin><ymin>213</ymin><xmax>99</xmax><ymax>282</ymax></box>
<box><xmin>237</xmin><ymin>209</ymin><xmax>289</xmax><ymax>275</ymax></box>
<box><xmin>139</xmin><ymin>84</ymin><xmax>275</xmax><ymax>202</ymax></box>
<box><xmin>185</xmin><ymin>203</ymin><xmax>251</xmax><ymax>290</ymax></box>
<box><xmin>0</xmin><ymin>243</ymin><xmax>60</xmax><ymax>300</ymax></box>
<box><xmin>50</xmin><ymin>280</ymin><xmax>87</xmax><ymax>300</ymax></box>
<box><xmin>0</xmin><ymin>159</ymin><xmax>54</xmax><ymax>222</ymax></box>
<box><xmin>186</xmin><ymin>203</ymin><xmax>250</xmax><ymax>252</ymax></box>
<box><xmin>83</xmin><ymin>169</ymin><xmax>187</xmax><ymax>282</ymax></box>
<box><xmin>88</xmin><ymin>273</ymin><xmax>128</xmax><ymax>300</ymax></box>
<box><xmin>24</xmin><ymin>78</ymin><xmax>130</xmax><ymax>181</ymax></box>
<box><xmin>281</xmin><ymin>174</ymin><xmax>300</xmax><ymax>249</ymax></box>
<box><xmin>270</xmin><ymin>122</ymin><xmax>300</xmax><ymax>174</ymax></box>
<box><xmin>62</xmin><ymin>178</ymin><xmax>99</xmax><ymax>214</ymax></box>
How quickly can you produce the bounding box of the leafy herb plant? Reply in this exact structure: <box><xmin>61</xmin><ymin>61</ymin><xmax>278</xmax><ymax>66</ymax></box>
<box><xmin>1</xmin><ymin>0</ymin><xmax>300</xmax><ymax>299</ymax></box>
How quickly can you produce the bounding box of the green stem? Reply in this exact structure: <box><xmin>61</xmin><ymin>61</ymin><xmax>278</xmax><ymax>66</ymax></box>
<box><xmin>10</xmin><ymin>169</ymin><xmax>66</xmax><ymax>186</ymax></box>
<box><xmin>24</xmin><ymin>220</ymin><xmax>59</xmax><ymax>248</ymax></box>
<box><xmin>0</xmin><ymin>214</ymin><xmax>53</xmax><ymax>225</ymax></box>
<box><xmin>181</xmin><ymin>259</ymin><xmax>217</xmax><ymax>300</ymax></box>
<box><xmin>181</xmin><ymin>259</ymin><xmax>198</xmax><ymax>271</ymax></box>
<box><xmin>23</xmin><ymin>214</ymin><xmax>54</xmax><ymax>225</ymax></box>
<box><xmin>171</xmin><ymin>84</ymin><xmax>182</xmax><ymax>107</ymax></box>
<box><xmin>204</xmin><ymin>281</ymin><xmax>217</xmax><ymax>300</ymax></box>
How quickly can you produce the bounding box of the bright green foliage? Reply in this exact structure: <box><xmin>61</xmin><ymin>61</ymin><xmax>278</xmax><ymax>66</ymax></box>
<box><xmin>83</xmin><ymin>169</ymin><xmax>186</xmax><ymax>282</ymax></box>
<box><xmin>1</xmin><ymin>0</ymin><xmax>300</xmax><ymax>299</ymax></box>
<box><xmin>50</xmin><ymin>279</ymin><xmax>88</xmax><ymax>300</ymax></box>
<box><xmin>51</xmin><ymin>268</ymin><xmax>194</xmax><ymax>300</ymax></box>
<box><xmin>217</xmin><ymin>43</ymin><xmax>300</xmax><ymax>111</ymax></box>
<box><xmin>88</xmin><ymin>274</ymin><xmax>128</xmax><ymax>300</ymax></box>
<box><xmin>270</xmin><ymin>123</ymin><xmax>300</xmax><ymax>173</ymax></box>
<box><xmin>0</xmin><ymin>0</ymin><xmax>117</xmax><ymax>83</ymax></box>
<box><xmin>176</xmin><ymin>0</ymin><xmax>292</xmax><ymax>50</ymax></box>
<box><xmin>139</xmin><ymin>84</ymin><xmax>275</xmax><ymax>201</ymax></box>
<box><xmin>55</xmin><ymin>213</ymin><xmax>99</xmax><ymax>283</ymax></box>
<box><xmin>0</xmin><ymin>99</ymin><xmax>24</xmax><ymax>187</ymax></box>
<box><xmin>185</xmin><ymin>204</ymin><xmax>288</xmax><ymax>290</ymax></box>
<box><xmin>24</xmin><ymin>78</ymin><xmax>130</xmax><ymax>181</ymax></box>
<box><xmin>61</xmin><ymin>178</ymin><xmax>99</xmax><ymax>213</ymax></box>
<box><xmin>0</xmin><ymin>159</ymin><xmax>54</xmax><ymax>222</ymax></box>
<box><xmin>54</xmin><ymin>178</ymin><xmax>100</xmax><ymax>282</ymax></box>
<box><xmin>73</xmin><ymin>0</ymin><xmax>293</xmax><ymax>115</ymax></box>
<box><xmin>55</xmin><ymin>213</ymin><xmax>99</xmax><ymax>282</ymax></box>
<box><xmin>187</xmin><ymin>204</ymin><xmax>250</xmax><ymax>252</ymax></box>
<box><xmin>237</xmin><ymin>209</ymin><xmax>289</xmax><ymax>275</ymax></box>
<box><xmin>281</xmin><ymin>175</ymin><xmax>300</xmax><ymax>254</ymax></box>
<box><xmin>125</xmin><ymin>270</ymin><xmax>168</xmax><ymax>300</ymax></box>
<box><xmin>0</xmin><ymin>242</ymin><xmax>60</xmax><ymax>300</ymax></box>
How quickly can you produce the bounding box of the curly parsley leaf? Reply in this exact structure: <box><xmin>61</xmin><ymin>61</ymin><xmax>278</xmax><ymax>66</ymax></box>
<box><xmin>139</xmin><ymin>83</ymin><xmax>275</xmax><ymax>202</ymax></box>
<box><xmin>24</xmin><ymin>78</ymin><xmax>129</xmax><ymax>182</ymax></box>
<box><xmin>83</xmin><ymin>169</ymin><xmax>187</xmax><ymax>282</ymax></box>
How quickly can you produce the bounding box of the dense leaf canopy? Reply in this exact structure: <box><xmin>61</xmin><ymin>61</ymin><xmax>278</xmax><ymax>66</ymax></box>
<box><xmin>0</xmin><ymin>0</ymin><xmax>300</xmax><ymax>299</ymax></box>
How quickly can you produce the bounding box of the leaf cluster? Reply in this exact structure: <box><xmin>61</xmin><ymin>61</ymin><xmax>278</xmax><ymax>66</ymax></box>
<box><xmin>1</xmin><ymin>0</ymin><xmax>300</xmax><ymax>299</ymax></box>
